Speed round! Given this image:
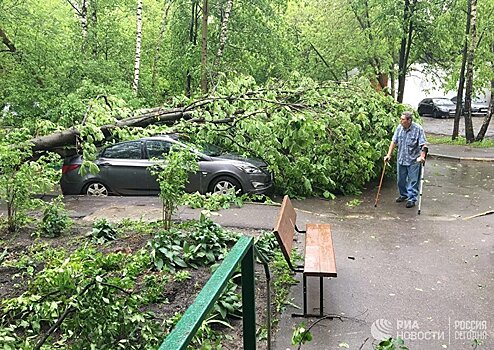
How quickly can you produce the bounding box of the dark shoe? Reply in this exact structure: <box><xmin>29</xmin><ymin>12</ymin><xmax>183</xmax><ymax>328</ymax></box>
<box><xmin>406</xmin><ymin>201</ymin><xmax>415</xmax><ymax>208</ymax></box>
<box><xmin>396</xmin><ymin>196</ymin><xmax>407</xmax><ymax>203</ymax></box>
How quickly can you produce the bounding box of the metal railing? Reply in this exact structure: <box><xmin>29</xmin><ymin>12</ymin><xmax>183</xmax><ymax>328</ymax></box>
<box><xmin>158</xmin><ymin>235</ymin><xmax>258</xmax><ymax>350</ymax></box>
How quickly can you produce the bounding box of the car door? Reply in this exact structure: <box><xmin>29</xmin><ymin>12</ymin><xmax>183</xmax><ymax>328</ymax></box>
<box><xmin>97</xmin><ymin>141</ymin><xmax>151</xmax><ymax>195</ymax></box>
<box><xmin>418</xmin><ymin>99</ymin><xmax>427</xmax><ymax>115</ymax></box>
<box><xmin>144</xmin><ymin>139</ymin><xmax>202</xmax><ymax>193</ymax></box>
<box><xmin>421</xmin><ymin>99</ymin><xmax>432</xmax><ymax>115</ymax></box>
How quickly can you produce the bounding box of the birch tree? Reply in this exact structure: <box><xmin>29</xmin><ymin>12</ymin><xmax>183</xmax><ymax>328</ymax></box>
<box><xmin>66</xmin><ymin>0</ymin><xmax>88</xmax><ymax>45</ymax></box>
<box><xmin>132</xmin><ymin>0</ymin><xmax>143</xmax><ymax>94</ymax></box>
<box><xmin>215</xmin><ymin>0</ymin><xmax>233</xmax><ymax>64</ymax></box>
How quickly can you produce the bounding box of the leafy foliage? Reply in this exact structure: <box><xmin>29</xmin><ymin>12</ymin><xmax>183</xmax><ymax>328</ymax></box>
<box><xmin>181</xmin><ymin>76</ymin><xmax>402</xmax><ymax>197</ymax></box>
<box><xmin>183</xmin><ymin>192</ymin><xmax>271</xmax><ymax>211</ymax></box>
<box><xmin>212</xmin><ymin>279</ymin><xmax>242</xmax><ymax>320</ymax></box>
<box><xmin>150</xmin><ymin>146</ymin><xmax>199</xmax><ymax>229</ymax></box>
<box><xmin>291</xmin><ymin>322</ymin><xmax>313</xmax><ymax>345</ymax></box>
<box><xmin>148</xmin><ymin>214</ymin><xmax>240</xmax><ymax>271</ymax></box>
<box><xmin>91</xmin><ymin>218</ymin><xmax>118</xmax><ymax>242</ymax></box>
<box><xmin>0</xmin><ymin>129</ymin><xmax>60</xmax><ymax>232</ymax></box>
<box><xmin>1</xmin><ymin>246</ymin><xmax>161</xmax><ymax>349</ymax></box>
<box><xmin>254</xmin><ymin>231</ymin><xmax>279</xmax><ymax>261</ymax></box>
<box><xmin>374</xmin><ymin>337</ymin><xmax>409</xmax><ymax>350</ymax></box>
<box><xmin>39</xmin><ymin>196</ymin><xmax>72</xmax><ymax>238</ymax></box>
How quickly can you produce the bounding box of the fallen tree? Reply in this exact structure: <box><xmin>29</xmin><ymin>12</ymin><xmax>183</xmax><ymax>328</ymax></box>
<box><xmin>18</xmin><ymin>76</ymin><xmax>403</xmax><ymax>197</ymax></box>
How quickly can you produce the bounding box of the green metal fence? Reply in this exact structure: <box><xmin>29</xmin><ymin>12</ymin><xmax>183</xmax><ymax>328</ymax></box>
<box><xmin>158</xmin><ymin>235</ymin><xmax>257</xmax><ymax>350</ymax></box>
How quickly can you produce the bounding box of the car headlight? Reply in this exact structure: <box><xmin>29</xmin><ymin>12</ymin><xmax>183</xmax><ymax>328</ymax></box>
<box><xmin>439</xmin><ymin>107</ymin><xmax>449</xmax><ymax>112</ymax></box>
<box><xmin>234</xmin><ymin>164</ymin><xmax>262</xmax><ymax>174</ymax></box>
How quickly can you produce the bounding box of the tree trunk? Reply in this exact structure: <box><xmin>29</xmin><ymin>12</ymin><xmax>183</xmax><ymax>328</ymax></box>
<box><xmin>397</xmin><ymin>0</ymin><xmax>416</xmax><ymax>103</ymax></box>
<box><xmin>90</xmin><ymin>0</ymin><xmax>98</xmax><ymax>57</ymax></box>
<box><xmin>0</xmin><ymin>26</ymin><xmax>18</xmax><ymax>54</ymax></box>
<box><xmin>463</xmin><ymin>0</ymin><xmax>477</xmax><ymax>143</ymax></box>
<box><xmin>452</xmin><ymin>0</ymin><xmax>471</xmax><ymax>140</ymax></box>
<box><xmin>132</xmin><ymin>0</ymin><xmax>143</xmax><ymax>94</ymax></box>
<box><xmin>350</xmin><ymin>0</ymin><xmax>385</xmax><ymax>90</ymax></box>
<box><xmin>215</xmin><ymin>0</ymin><xmax>233</xmax><ymax>63</ymax></box>
<box><xmin>186</xmin><ymin>1</ymin><xmax>199</xmax><ymax>97</ymax></box>
<box><xmin>66</xmin><ymin>0</ymin><xmax>88</xmax><ymax>50</ymax></box>
<box><xmin>152</xmin><ymin>0</ymin><xmax>173</xmax><ymax>92</ymax></box>
<box><xmin>200</xmin><ymin>0</ymin><xmax>209</xmax><ymax>94</ymax></box>
<box><xmin>475</xmin><ymin>77</ymin><xmax>493</xmax><ymax>141</ymax></box>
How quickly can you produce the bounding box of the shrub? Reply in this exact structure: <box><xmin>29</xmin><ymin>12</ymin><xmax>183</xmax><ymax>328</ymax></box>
<box><xmin>39</xmin><ymin>196</ymin><xmax>71</xmax><ymax>237</ymax></box>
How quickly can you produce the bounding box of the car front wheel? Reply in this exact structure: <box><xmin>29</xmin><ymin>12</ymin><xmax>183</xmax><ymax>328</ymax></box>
<box><xmin>84</xmin><ymin>182</ymin><xmax>109</xmax><ymax>196</ymax></box>
<box><xmin>209</xmin><ymin>176</ymin><xmax>242</xmax><ymax>195</ymax></box>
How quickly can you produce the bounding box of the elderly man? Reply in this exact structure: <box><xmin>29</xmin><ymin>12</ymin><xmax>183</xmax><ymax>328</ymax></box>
<box><xmin>384</xmin><ymin>111</ymin><xmax>428</xmax><ymax>208</ymax></box>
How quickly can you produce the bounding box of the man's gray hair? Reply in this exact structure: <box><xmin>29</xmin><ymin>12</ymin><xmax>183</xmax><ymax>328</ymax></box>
<box><xmin>402</xmin><ymin>111</ymin><xmax>413</xmax><ymax>121</ymax></box>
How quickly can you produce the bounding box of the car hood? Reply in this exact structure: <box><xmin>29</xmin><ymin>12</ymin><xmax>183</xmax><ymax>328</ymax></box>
<box><xmin>471</xmin><ymin>102</ymin><xmax>488</xmax><ymax>108</ymax></box>
<box><xmin>211</xmin><ymin>153</ymin><xmax>267</xmax><ymax>167</ymax></box>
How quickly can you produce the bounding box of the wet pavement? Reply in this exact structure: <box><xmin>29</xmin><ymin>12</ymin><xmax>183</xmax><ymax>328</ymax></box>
<box><xmin>56</xmin><ymin>157</ymin><xmax>494</xmax><ymax>350</ymax></box>
<box><xmin>273</xmin><ymin>158</ymin><xmax>494</xmax><ymax>350</ymax></box>
<box><xmin>422</xmin><ymin>115</ymin><xmax>494</xmax><ymax>139</ymax></box>
<box><xmin>1</xmin><ymin>116</ymin><xmax>493</xmax><ymax>350</ymax></box>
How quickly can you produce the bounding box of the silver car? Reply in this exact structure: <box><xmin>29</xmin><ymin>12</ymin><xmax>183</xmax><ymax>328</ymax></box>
<box><xmin>60</xmin><ymin>135</ymin><xmax>274</xmax><ymax>196</ymax></box>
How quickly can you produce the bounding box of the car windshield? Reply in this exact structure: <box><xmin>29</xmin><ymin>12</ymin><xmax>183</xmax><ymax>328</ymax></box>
<box><xmin>472</xmin><ymin>98</ymin><xmax>487</xmax><ymax>104</ymax></box>
<box><xmin>433</xmin><ymin>99</ymin><xmax>453</xmax><ymax>106</ymax></box>
<box><xmin>179</xmin><ymin>139</ymin><xmax>223</xmax><ymax>157</ymax></box>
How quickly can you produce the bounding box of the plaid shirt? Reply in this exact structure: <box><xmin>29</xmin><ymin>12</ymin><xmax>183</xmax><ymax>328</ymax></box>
<box><xmin>392</xmin><ymin>122</ymin><xmax>427</xmax><ymax>166</ymax></box>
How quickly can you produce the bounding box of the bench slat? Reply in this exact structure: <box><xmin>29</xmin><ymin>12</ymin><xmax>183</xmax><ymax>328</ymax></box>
<box><xmin>273</xmin><ymin>196</ymin><xmax>296</xmax><ymax>261</ymax></box>
<box><xmin>304</xmin><ymin>223</ymin><xmax>337</xmax><ymax>277</ymax></box>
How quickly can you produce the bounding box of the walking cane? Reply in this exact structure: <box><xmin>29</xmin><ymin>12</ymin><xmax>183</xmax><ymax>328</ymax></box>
<box><xmin>417</xmin><ymin>147</ymin><xmax>429</xmax><ymax>215</ymax></box>
<box><xmin>374</xmin><ymin>159</ymin><xmax>388</xmax><ymax>207</ymax></box>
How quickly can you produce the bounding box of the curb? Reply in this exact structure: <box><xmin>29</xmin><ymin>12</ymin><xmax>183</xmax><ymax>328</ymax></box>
<box><xmin>429</xmin><ymin>153</ymin><xmax>494</xmax><ymax>162</ymax></box>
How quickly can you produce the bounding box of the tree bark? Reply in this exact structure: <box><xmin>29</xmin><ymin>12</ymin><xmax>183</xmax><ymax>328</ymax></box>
<box><xmin>28</xmin><ymin>91</ymin><xmax>301</xmax><ymax>154</ymax></box>
<box><xmin>463</xmin><ymin>0</ymin><xmax>477</xmax><ymax>143</ymax></box>
<box><xmin>476</xmin><ymin>72</ymin><xmax>493</xmax><ymax>142</ymax></box>
<box><xmin>200</xmin><ymin>0</ymin><xmax>209</xmax><ymax>94</ymax></box>
<box><xmin>0</xmin><ymin>27</ymin><xmax>17</xmax><ymax>54</ymax></box>
<box><xmin>186</xmin><ymin>1</ymin><xmax>199</xmax><ymax>97</ymax></box>
<box><xmin>397</xmin><ymin>0</ymin><xmax>416</xmax><ymax>103</ymax></box>
<box><xmin>350</xmin><ymin>0</ymin><xmax>386</xmax><ymax>90</ymax></box>
<box><xmin>30</xmin><ymin>107</ymin><xmax>195</xmax><ymax>153</ymax></box>
<box><xmin>66</xmin><ymin>0</ymin><xmax>88</xmax><ymax>49</ymax></box>
<box><xmin>132</xmin><ymin>0</ymin><xmax>143</xmax><ymax>94</ymax></box>
<box><xmin>90</xmin><ymin>0</ymin><xmax>98</xmax><ymax>57</ymax></box>
<box><xmin>215</xmin><ymin>0</ymin><xmax>233</xmax><ymax>63</ymax></box>
<box><xmin>452</xmin><ymin>0</ymin><xmax>471</xmax><ymax>140</ymax></box>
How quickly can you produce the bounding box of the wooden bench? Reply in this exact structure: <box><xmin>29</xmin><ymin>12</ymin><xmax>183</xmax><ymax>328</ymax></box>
<box><xmin>273</xmin><ymin>195</ymin><xmax>337</xmax><ymax>318</ymax></box>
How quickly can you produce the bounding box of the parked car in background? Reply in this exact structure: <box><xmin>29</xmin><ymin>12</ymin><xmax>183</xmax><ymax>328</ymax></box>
<box><xmin>417</xmin><ymin>97</ymin><xmax>456</xmax><ymax>118</ymax></box>
<box><xmin>450</xmin><ymin>96</ymin><xmax>489</xmax><ymax>117</ymax></box>
<box><xmin>61</xmin><ymin>135</ymin><xmax>274</xmax><ymax>196</ymax></box>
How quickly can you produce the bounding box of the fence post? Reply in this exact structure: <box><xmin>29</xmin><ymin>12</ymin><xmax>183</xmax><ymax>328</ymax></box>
<box><xmin>241</xmin><ymin>243</ymin><xmax>256</xmax><ymax>350</ymax></box>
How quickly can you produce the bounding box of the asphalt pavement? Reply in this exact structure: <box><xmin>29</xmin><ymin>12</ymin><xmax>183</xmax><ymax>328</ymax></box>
<box><xmin>2</xmin><ymin>114</ymin><xmax>493</xmax><ymax>350</ymax></box>
<box><xmin>59</xmin><ymin>155</ymin><xmax>494</xmax><ymax>350</ymax></box>
<box><xmin>422</xmin><ymin>116</ymin><xmax>494</xmax><ymax>140</ymax></box>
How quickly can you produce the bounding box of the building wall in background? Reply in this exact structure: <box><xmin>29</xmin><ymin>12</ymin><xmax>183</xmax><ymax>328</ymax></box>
<box><xmin>400</xmin><ymin>64</ymin><xmax>490</xmax><ymax>109</ymax></box>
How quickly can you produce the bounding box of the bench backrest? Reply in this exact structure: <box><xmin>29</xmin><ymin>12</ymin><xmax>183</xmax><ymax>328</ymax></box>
<box><xmin>273</xmin><ymin>195</ymin><xmax>297</xmax><ymax>270</ymax></box>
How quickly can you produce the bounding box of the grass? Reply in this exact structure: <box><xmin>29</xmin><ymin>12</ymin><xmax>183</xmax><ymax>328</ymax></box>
<box><xmin>427</xmin><ymin>135</ymin><xmax>494</xmax><ymax>148</ymax></box>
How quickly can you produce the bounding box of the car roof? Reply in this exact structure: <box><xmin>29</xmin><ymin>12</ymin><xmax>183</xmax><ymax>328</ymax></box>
<box><xmin>141</xmin><ymin>134</ymin><xmax>180</xmax><ymax>141</ymax></box>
